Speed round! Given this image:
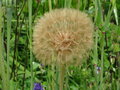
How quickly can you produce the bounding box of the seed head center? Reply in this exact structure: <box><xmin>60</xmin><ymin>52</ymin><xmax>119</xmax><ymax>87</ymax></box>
<box><xmin>49</xmin><ymin>32</ymin><xmax>75</xmax><ymax>54</ymax></box>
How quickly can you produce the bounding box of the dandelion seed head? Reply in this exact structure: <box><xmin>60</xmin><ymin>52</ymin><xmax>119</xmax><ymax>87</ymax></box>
<box><xmin>33</xmin><ymin>8</ymin><xmax>94</xmax><ymax>66</ymax></box>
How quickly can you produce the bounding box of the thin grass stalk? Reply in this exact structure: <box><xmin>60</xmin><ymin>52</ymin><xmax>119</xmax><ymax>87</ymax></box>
<box><xmin>48</xmin><ymin>0</ymin><xmax>52</xmax><ymax>11</ymax></box>
<box><xmin>6</xmin><ymin>7</ymin><xmax>12</xmax><ymax>89</ymax></box>
<box><xmin>118</xmin><ymin>63</ymin><xmax>120</xmax><ymax>90</ymax></box>
<box><xmin>64</xmin><ymin>0</ymin><xmax>67</xmax><ymax>8</ymax></box>
<box><xmin>11</xmin><ymin>0</ymin><xmax>19</xmax><ymax>80</ymax></box>
<box><xmin>53</xmin><ymin>0</ymin><xmax>57</xmax><ymax>6</ymax></box>
<box><xmin>13</xmin><ymin>0</ymin><xmax>16</xmax><ymax>6</ymax></box>
<box><xmin>94</xmin><ymin>30</ymin><xmax>98</xmax><ymax>90</ymax></box>
<box><xmin>58</xmin><ymin>0</ymin><xmax>64</xmax><ymax>8</ymax></box>
<box><xmin>118</xmin><ymin>80</ymin><xmax>120</xmax><ymax>90</ymax></box>
<box><xmin>0</xmin><ymin>5</ymin><xmax>8</xmax><ymax>90</ymax></box>
<box><xmin>104</xmin><ymin>7</ymin><xmax>113</xmax><ymax>29</ymax></box>
<box><xmin>6</xmin><ymin>0</ymin><xmax>8</xmax><ymax>5</ymax></box>
<box><xmin>94</xmin><ymin>0</ymin><xmax>103</xmax><ymax>26</ymax></box>
<box><xmin>83</xmin><ymin>0</ymin><xmax>87</xmax><ymax>10</ymax></box>
<box><xmin>28</xmin><ymin>0</ymin><xmax>33</xmax><ymax>90</ymax></box>
<box><xmin>111</xmin><ymin>0</ymin><xmax>118</xmax><ymax>25</ymax></box>
<box><xmin>59</xmin><ymin>64</ymin><xmax>65</xmax><ymax>90</ymax></box>
<box><xmin>94</xmin><ymin>30</ymin><xmax>98</xmax><ymax>66</ymax></box>
<box><xmin>93</xmin><ymin>1</ymin><xmax>104</xmax><ymax>88</ymax></box>
<box><xmin>47</xmin><ymin>67</ymin><xmax>52</xmax><ymax>90</ymax></box>
<box><xmin>100</xmin><ymin>34</ymin><xmax>105</xmax><ymax>90</ymax></box>
<box><xmin>77</xmin><ymin>0</ymin><xmax>80</xmax><ymax>9</ymax></box>
<box><xmin>64</xmin><ymin>0</ymin><xmax>72</xmax><ymax>8</ymax></box>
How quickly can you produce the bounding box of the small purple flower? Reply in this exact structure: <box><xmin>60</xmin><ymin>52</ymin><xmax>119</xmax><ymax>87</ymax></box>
<box><xmin>96</xmin><ymin>67</ymin><xmax>101</xmax><ymax>71</ymax></box>
<box><xmin>34</xmin><ymin>83</ymin><xmax>44</xmax><ymax>90</ymax></box>
<box><xmin>96</xmin><ymin>67</ymin><xmax>101</xmax><ymax>74</ymax></box>
<box><xmin>40</xmin><ymin>64</ymin><xmax>44</xmax><ymax>67</ymax></box>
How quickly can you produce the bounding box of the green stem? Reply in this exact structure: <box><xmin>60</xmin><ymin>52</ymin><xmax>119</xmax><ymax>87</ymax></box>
<box><xmin>28</xmin><ymin>0</ymin><xmax>33</xmax><ymax>90</ymax></box>
<box><xmin>6</xmin><ymin>7</ymin><xmax>12</xmax><ymax>89</ymax></box>
<box><xmin>94</xmin><ymin>0</ymin><xmax>103</xmax><ymax>26</ymax></box>
<box><xmin>59</xmin><ymin>64</ymin><xmax>66</xmax><ymax>90</ymax></box>
<box><xmin>64</xmin><ymin>0</ymin><xmax>72</xmax><ymax>8</ymax></box>
<box><xmin>0</xmin><ymin>5</ymin><xmax>7</xmax><ymax>90</ymax></box>
<box><xmin>48</xmin><ymin>0</ymin><xmax>52</xmax><ymax>11</ymax></box>
<box><xmin>100</xmin><ymin>34</ymin><xmax>105</xmax><ymax>90</ymax></box>
<box><xmin>94</xmin><ymin>29</ymin><xmax>98</xmax><ymax>90</ymax></box>
<box><xmin>77</xmin><ymin>0</ymin><xmax>80</xmax><ymax>9</ymax></box>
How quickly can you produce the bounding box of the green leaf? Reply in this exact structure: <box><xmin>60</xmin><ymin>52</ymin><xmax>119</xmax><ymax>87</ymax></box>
<box><xmin>113</xmin><ymin>43</ymin><xmax>120</xmax><ymax>52</ymax></box>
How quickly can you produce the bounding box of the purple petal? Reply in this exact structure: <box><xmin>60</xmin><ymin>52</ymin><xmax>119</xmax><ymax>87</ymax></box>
<box><xmin>34</xmin><ymin>83</ymin><xmax>44</xmax><ymax>90</ymax></box>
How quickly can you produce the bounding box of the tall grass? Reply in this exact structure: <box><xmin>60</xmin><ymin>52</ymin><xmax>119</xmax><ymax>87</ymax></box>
<box><xmin>0</xmin><ymin>4</ymin><xmax>8</xmax><ymax>90</ymax></box>
<box><xmin>6</xmin><ymin>7</ymin><xmax>12</xmax><ymax>89</ymax></box>
<box><xmin>48</xmin><ymin>0</ymin><xmax>52</xmax><ymax>11</ymax></box>
<box><xmin>28</xmin><ymin>0</ymin><xmax>33</xmax><ymax>89</ymax></box>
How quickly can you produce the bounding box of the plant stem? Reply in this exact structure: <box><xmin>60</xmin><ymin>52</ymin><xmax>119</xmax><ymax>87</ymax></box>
<box><xmin>28</xmin><ymin>0</ymin><xmax>33</xmax><ymax>89</ymax></box>
<box><xmin>64</xmin><ymin>0</ymin><xmax>72</xmax><ymax>8</ymax></box>
<box><xmin>77</xmin><ymin>0</ymin><xmax>80</xmax><ymax>9</ymax></box>
<box><xmin>100</xmin><ymin>34</ymin><xmax>105</xmax><ymax>90</ymax></box>
<box><xmin>0</xmin><ymin>5</ymin><xmax>7</xmax><ymax>90</ymax></box>
<box><xmin>59</xmin><ymin>64</ymin><xmax>65</xmax><ymax>90</ymax></box>
<box><xmin>48</xmin><ymin>0</ymin><xmax>52</xmax><ymax>11</ymax></box>
<box><xmin>94</xmin><ymin>29</ymin><xmax>98</xmax><ymax>90</ymax></box>
<box><xmin>6</xmin><ymin>7</ymin><xmax>12</xmax><ymax>89</ymax></box>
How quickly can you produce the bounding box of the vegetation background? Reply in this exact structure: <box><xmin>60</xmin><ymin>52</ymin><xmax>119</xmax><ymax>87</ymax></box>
<box><xmin>0</xmin><ymin>0</ymin><xmax>120</xmax><ymax>90</ymax></box>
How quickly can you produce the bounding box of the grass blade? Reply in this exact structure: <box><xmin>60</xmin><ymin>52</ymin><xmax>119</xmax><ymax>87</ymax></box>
<box><xmin>28</xmin><ymin>0</ymin><xmax>33</xmax><ymax>90</ymax></box>
<box><xmin>6</xmin><ymin>7</ymin><xmax>12</xmax><ymax>90</ymax></box>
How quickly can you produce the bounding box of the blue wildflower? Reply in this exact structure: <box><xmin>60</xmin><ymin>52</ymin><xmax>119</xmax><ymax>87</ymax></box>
<box><xmin>96</xmin><ymin>67</ymin><xmax>101</xmax><ymax>71</ymax></box>
<box><xmin>96</xmin><ymin>67</ymin><xmax>101</xmax><ymax>74</ymax></box>
<box><xmin>40</xmin><ymin>64</ymin><xmax>44</xmax><ymax>67</ymax></box>
<box><xmin>34</xmin><ymin>83</ymin><xmax>44</xmax><ymax>90</ymax></box>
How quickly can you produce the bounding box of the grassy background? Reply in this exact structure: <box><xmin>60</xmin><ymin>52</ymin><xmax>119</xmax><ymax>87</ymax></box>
<box><xmin>0</xmin><ymin>0</ymin><xmax>120</xmax><ymax>90</ymax></box>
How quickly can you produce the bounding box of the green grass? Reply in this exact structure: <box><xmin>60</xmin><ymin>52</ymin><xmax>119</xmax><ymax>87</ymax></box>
<box><xmin>0</xmin><ymin>0</ymin><xmax>120</xmax><ymax>90</ymax></box>
<box><xmin>0</xmin><ymin>5</ymin><xmax>7</xmax><ymax>90</ymax></box>
<box><xmin>28</xmin><ymin>0</ymin><xmax>33</xmax><ymax>90</ymax></box>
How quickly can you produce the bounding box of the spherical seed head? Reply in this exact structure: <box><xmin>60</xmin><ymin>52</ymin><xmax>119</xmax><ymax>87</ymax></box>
<box><xmin>33</xmin><ymin>8</ymin><xmax>94</xmax><ymax>66</ymax></box>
